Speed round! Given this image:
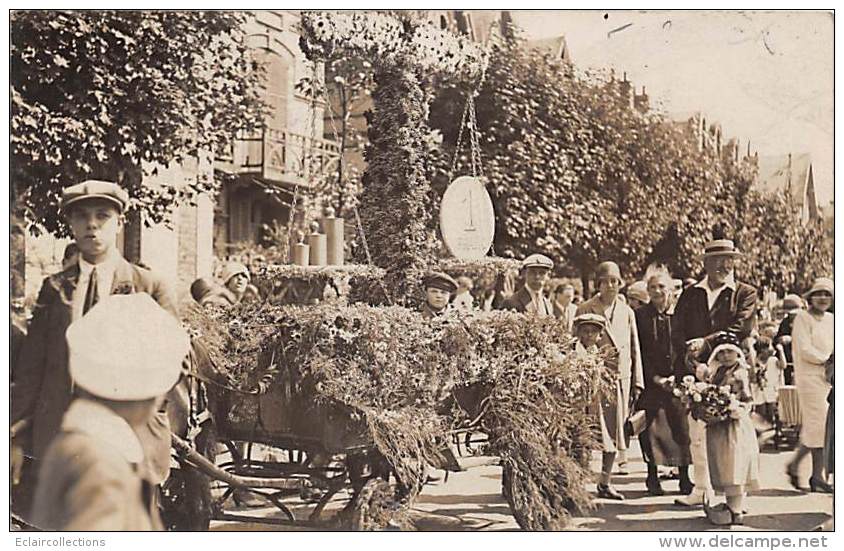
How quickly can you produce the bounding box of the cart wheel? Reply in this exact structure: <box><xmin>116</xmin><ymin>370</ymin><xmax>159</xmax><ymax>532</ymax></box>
<box><xmin>345</xmin><ymin>478</ymin><xmax>394</xmax><ymax>531</ymax></box>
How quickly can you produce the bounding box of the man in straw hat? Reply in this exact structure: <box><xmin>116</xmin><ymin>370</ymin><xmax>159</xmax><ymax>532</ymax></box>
<box><xmin>501</xmin><ymin>253</ymin><xmax>555</xmax><ymax>317</ymax></box>
<box><xmin>11</xmin><ymin>180</ymin><xmax>180</xmax><ymax>520</ymax></box>
<box><xmin>577</xmin><ymin>261</ymin><xmax>644</xmax><ymax>500</ymax></box>
<box><xmin>671</xmin><ymin>236</ymin><xmax>757</xmax><ymax>507</ymax></box>
<box><xmin>31</xmin><ymin>294</ymin><xmax>190</xmax><ymax>530</ymax></box>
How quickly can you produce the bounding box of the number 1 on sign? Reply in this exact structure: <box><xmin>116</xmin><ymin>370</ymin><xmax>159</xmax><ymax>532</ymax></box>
<box><xmin>464</xmin><ymin>189</ymin><xmax>476</xmax><ymax>231</ymax></box>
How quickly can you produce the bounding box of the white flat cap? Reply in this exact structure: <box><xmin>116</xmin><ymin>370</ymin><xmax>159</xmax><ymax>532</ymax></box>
<box><xmin>522</xmin><ymin>253</ymin><xmax>554</xmax><ymax>270</ymax></box>
<box><xmin>66</xmin><ymin>294</ymin><xmax>189</xmax><ymax>401</ymax></box>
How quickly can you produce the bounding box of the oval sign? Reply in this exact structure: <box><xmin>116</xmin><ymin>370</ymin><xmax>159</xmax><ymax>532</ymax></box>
<box><xmin>440</xmin><ymin>176</ymin><xmax>496</xmax><ymax>260</ymax></box>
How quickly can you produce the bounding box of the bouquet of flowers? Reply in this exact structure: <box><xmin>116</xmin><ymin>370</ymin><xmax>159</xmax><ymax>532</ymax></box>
<box><xmin>661</xmin><ymin>375</ymin><xmax>743</xmax><ymax>426</ymax></box>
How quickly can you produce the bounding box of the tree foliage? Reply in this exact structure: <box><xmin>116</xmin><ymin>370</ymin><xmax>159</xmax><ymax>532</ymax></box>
<box><xmin>429</xmin><ymin>34</ymin><xmax>826</xmax><ymax>290</ymax></box>
<box><xmin>11</xmin><ymin>10</ymin><xmax>266</xmax><ymax>234</ymax></box>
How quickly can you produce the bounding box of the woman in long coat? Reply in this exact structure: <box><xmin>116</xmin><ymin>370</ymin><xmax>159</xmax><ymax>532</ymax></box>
<box><xmin>786</xmin><ymin>277</ymin><xmax>834</xmax><ymax>492</ymax></box>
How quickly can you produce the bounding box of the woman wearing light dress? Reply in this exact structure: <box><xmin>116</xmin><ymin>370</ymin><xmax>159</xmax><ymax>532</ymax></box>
<box><xmin>786</xmin><ymin>277</ymin><xmax>834</xmax><ymax>493</ymax></box>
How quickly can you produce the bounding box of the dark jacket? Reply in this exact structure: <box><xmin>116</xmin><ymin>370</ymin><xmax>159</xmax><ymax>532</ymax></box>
<box><xmin>11</xmin><ymin>257</ymin><xmax>177</xmax><ymax>484</ymax></box>
<box><xmin>671</xmin><ymin>279</ymin><xmax>757</xmax><ymax>377</ymax></box>
<box><xmin>635</xmin><ymin>303</ymin><xmax>675</xmax><ymax>411</ymax></box>
<box><xmin>501</xmin><ymin>287</ymin><xmax>553</xmax><ymax>317</ymax></box>
<box><xmin>775</xmin><ymin>312</ymin><xmax>796</xmax><ymax>364</ymax></box>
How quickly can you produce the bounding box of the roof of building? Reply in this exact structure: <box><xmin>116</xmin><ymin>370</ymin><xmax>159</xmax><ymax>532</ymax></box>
<box><xmin>755</xmin><ymin>153</ymin><xmax>812</xmax><ymax>206</ymax></box>
<box><xmin>527</xmin><ymin>35</ymin><xmax>571</xmax><ymax>62</ymax></box>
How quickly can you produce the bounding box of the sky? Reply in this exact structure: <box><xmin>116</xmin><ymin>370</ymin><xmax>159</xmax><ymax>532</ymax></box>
<box><xmin>512</xmin><ymin>10</ymin><xmax>834</xmax><ymax>205</ymax></box>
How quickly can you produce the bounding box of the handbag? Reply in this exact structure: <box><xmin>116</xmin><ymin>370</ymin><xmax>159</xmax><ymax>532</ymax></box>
<box><xmin>624</xmin><ymin>409</ymin><xmax>648</xmax><ymax>438</ymax></box>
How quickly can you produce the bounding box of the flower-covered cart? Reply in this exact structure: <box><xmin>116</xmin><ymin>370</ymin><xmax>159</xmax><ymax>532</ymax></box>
<box><xmin>162</xmin><ymin>264</ymin><xmax>614</xmax><ymax>531</ymax></box>
<box><xmin>161</xmin><ymin>11</ymin><xmax>615</xmax><ymax>531</ymax></box>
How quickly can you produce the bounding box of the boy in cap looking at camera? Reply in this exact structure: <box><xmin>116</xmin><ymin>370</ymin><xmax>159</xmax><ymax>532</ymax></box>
<box><xmin>32</xmin><ymin>294</ymin><xmax>190</xmax><ymax>530</ymax></box>
<box><xmin>421</xmin><ymin>272</ymin><xmax>458</xmax><ymax>319</ymax></box>
<box><xmin>11</xmin><ymin>180</ymin><xmax>179</xmax><ymax>519</ymax></box>
<box><xmin>502</xmin><ymin>253</ymin><xmax>555</xmax><ymax>317</ymax></box>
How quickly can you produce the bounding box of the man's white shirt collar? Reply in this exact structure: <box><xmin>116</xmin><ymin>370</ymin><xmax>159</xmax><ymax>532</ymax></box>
<box><xmin>62</xmin><ymin>398</ymin><xmax>144</xmax><ymax>464</ymax></box>
<box><xmin>695</xmin><ymin>273</ymin><xmax>736</xmax><ymax>309</ymax></box>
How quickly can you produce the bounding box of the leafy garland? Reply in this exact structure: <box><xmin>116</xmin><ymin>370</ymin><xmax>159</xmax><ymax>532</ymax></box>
<box><xmin>438</xmin><ymin>256</ymin><xmax>521</xmax><ymax>281</ymax></box>
<box><xmin>184</xmin><ymin>303</ymin><xmax>615</xmax><ymax>529</ymax></box>
<box><xmin>298</xmin><ymin>11</ymin><xmax>488</xmax><ymax>307</ymax></box>
<box><xmin>299</xmin><ymin>11</ymin><xmax>487</xmax><ymax>80</ymax></box>
<box><xmin>352</xmin><ymin>63</ymin><xmax>439</xmax><ymax>306</ymax></box>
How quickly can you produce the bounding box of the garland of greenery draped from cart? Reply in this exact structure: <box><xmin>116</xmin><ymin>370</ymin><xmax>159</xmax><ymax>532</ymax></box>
<box><xmin>183</xmin><ymin>299</ymin><xmax>617</xmax><ymax>529</ymax></box>
<box><xmin>299</xmin><ymin>11</ymin><xmax>488</xmax><ymax>307</ymax></box>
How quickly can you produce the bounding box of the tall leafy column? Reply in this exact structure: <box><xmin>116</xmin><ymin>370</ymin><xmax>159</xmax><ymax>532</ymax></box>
<box><xmin>299</xmin><ymin>11</ymin><xmax>486</xmax><ymax>306</ymax></box>
<box><xmin>359</xmin><ymin>63</ymin><xmax>437</xmax><ymax>304</ymax></box>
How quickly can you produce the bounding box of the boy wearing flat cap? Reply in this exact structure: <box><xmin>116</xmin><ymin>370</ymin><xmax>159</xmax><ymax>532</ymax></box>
<box><xmin>577</xmin><ymin>261</ymin><xmax>644</xmax><ymax>500</ymax></box>
<box><xmin>32</xmin><ymin>295</ymin><xmax>190</xmax><ymax>530</ymax></box>
<box><xmin>501</xmin><ymin>253</ymin><xmax>555</xmax><ymax>317</ymax></box>
<box><xmin>421</xmin><ymin>272</ymin><xmax>458</xmax><ymax>319</ymax></box>
<box><xmin>11</xmin><ymin>180</ymin><xmax>180</xmax><ymax>520</ymax></box>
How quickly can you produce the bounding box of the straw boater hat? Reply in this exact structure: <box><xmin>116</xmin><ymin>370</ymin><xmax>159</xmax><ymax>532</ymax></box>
<box><xmin>67</xmin><ymin>294</ymin><xmax>189</xmax><ymax>401</ymax></box>
<box><xmin>782</xmin><ymin>294</ymin><xmax>803</xmax><ymax>311</ymax></box>
<box><xmin>521</xmin><ymin>253</ymin><xmax>554</xmax><ymax>271</ymax></box>
<box><xmin>423</xmin><ymin>271</ymin><xmax>458</xmax><ymax>293</ymax></box>
<box><xmin>700</xmin><ymin>239</ymin><xmax>743</xmax><ymax>260</ymax></box>
<box><xmin>804</xmin><ymin>277</ymin><xmax>834</xmax><ymax>300</ymax></box>
<box><xmin>60</xmin><ymin>180</ymin><xmax>129</xmax><ymax>214</ymax></box>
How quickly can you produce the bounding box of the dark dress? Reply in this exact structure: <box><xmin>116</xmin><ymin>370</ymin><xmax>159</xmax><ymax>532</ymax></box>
<box><xmin>635</xmin><ymin>303</ymin><xmax>691</xmax><ymax>466</ymax></box>
<box><xmin>775</xmin><ymin>313</ymin><xmax>796</xmax><ymax>384</ymax></box>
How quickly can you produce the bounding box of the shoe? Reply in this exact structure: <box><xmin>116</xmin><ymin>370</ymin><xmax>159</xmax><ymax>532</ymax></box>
<box><xmin>705</xmin><ymin>502</ymin><xmax>743</xmax><ymax>526</ymax></box>
<box><xmin>615</xmin><ymin>461</ymin><xmax>630</xmax><ymax>475</ymax></box>
<box><xmin>646</xmin><ymin>477</ymin><xmax>665</xmax><ymax>496</ymax></box>
<box><xmin>597</xmin><ymin>483</ymin><xmax>625</xmax><ymax>500</ymax></box>
<box><xmin>786</xmin><ymin>466</ymin><xmax>803</xmax><ymax>490</ymax></box>
<box><xmin>809</xmin><ymin>477</ymin><xmax>833</xmax><ymax>493</ymax></box>
<box><xmin>674</xmin><ymin>492</ymin><xmax>705</xmax><ymax>507</ymax></box>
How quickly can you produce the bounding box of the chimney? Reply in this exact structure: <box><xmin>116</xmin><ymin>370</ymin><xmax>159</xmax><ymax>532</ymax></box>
<box><xmin>786</xmin><ymin>153</ymin><xmax>793</xmax><ymax>193</ymax></box>
<box><xmin>499</xmin><ymin>11</ymin><xmax>514</xmax><ymax>38</ymax></box>
<box><xmin>618</xmin><ymin>72</ymin><xmax>634</xmax><ymax>109</ymax></box>
<box><xmin>634</xmin><ymin>85</ymin><xmax>649</xmax><ymax>113</ymax></box>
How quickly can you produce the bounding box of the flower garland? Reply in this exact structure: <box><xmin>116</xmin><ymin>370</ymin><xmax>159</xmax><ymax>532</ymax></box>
<box><xmin>300</xmin><ymin>11</ymin><xmax>487</xmax><ymax>80</ymax></box>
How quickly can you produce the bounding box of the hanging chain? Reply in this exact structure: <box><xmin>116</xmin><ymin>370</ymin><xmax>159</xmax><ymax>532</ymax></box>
<box><xmin>352</xmin><ymin>204</ymin><xmax>394</xmax><ymax>305</ymax></box>
<box><xmin>448</xmin><ymin>99</ymin><xmax>472</xmax><ymax>180</ymax></box>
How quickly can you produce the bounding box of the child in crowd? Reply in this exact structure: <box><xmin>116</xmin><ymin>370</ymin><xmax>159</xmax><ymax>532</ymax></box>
<box><xmin>453</xmin><ymin>276</ymin><xmax>475</xmax><ymax>311</ymax></box>
<box><xmin>752</xmin><ymin>343</ymin><xmax>784</xmax><ymax>423</ymax></box>
<box><xmin>699</xmin><ymin>332</ymin><xmax>761</xmax><ymax>526</ymax></box>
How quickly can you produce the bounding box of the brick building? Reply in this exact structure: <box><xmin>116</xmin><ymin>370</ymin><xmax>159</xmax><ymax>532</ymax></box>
<box><xmin>22</xmin><ymin>10</ymin><xmax>340</xmax><ymax>301</ymax></box>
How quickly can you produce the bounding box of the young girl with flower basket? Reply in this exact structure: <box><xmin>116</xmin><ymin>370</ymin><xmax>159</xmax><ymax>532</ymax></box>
<box><xmin>695</xmin><ymin>332</ymin><xmax>761</xmax><ymax>525</ymax></box>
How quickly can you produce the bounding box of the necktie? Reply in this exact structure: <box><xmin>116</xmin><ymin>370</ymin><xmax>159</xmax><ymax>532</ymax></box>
<box><xmin>83</xmin><ymin>267</ymin><xmax>99</xmax><ymax>315</ymax></box>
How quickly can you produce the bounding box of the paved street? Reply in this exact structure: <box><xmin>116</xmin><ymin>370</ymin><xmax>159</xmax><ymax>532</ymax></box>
<box><xmin>210</xmin><ymin>436</ymin><xmax>833</xmax><ymax>532</ymax></box>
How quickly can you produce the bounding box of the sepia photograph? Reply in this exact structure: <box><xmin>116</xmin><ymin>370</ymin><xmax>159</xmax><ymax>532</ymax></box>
<box><xmin>6</xmin><ymin>6</ymin><xmax>835</xmax><ymax>537</ymax></box>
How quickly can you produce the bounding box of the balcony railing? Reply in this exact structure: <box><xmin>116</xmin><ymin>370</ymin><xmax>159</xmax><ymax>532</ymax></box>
<box><xmin>217</xmin><ymin>129</ymin><xmax>342</xmax><ymax>188</ymax></box>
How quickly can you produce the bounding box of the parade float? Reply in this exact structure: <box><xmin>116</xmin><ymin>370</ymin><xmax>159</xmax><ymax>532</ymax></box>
<box><xmin>169</xmin><ymin>11</ymin><xmax>614</xmax><ymax>531</ymax></box>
